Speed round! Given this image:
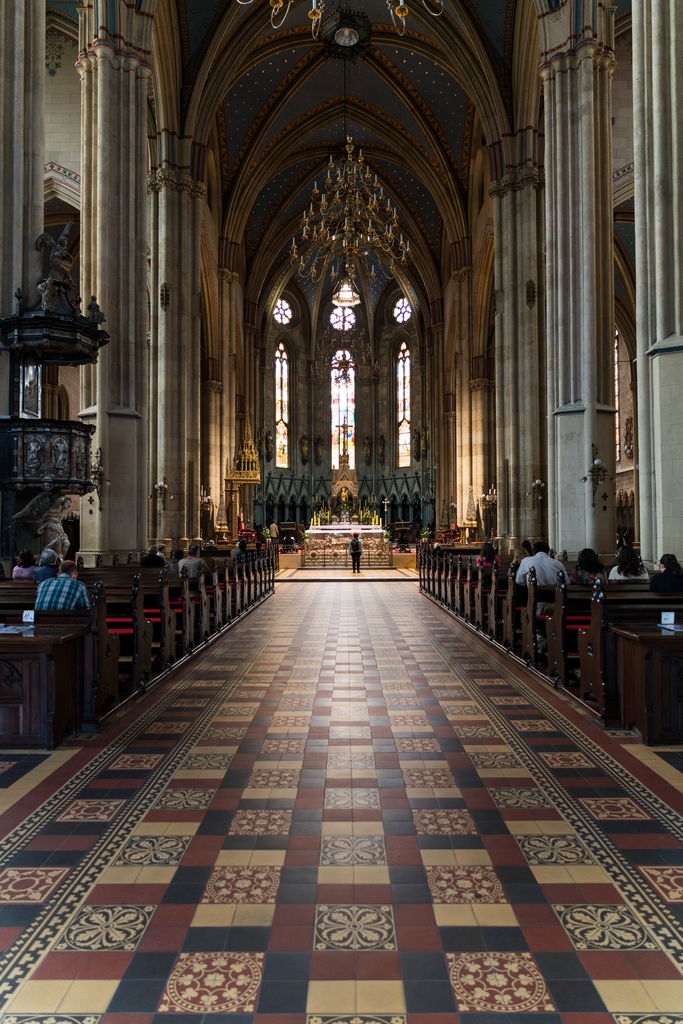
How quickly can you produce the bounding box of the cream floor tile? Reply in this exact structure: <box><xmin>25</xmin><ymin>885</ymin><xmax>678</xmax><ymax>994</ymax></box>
<box><xmin>232</xmin><ymin>903</ymin><xmax>275</xmax><ymax>926</ymax></box>
<box><xmin>356</xmin><ymin>981</ymin><xmax>406</xmax><ymax>1013</ymax></box>
<box><xmin>6</xmin><ymin>981</ymin><xmax>72</xmax><ymax>1012</ymax></box>
<box><xmin>454</xmin><ymin>849</ymin><xmax>493</xmax><ymax>866</ymax></box>
<box><xmin>593</xmin><ymin>981</ymin><xmax>657</xmax><ymax>1012</ymax></box>
<box><xmin>538</xmin><ymin>820</ymin><xmax>575</xmax><ymax>834</ymax></box>
<box><xmin>318</xmin><ymin>866</ymin><xmax>354</xmax><ymax>884</ymax></box>
<box><xmin>566</xmin><ymin>864</ymin><xmax>611</xmax><ymax>882</ymax></box>
<box><xmin>215</xmin><ymin>850</ymin><xmax>253</xmax><ymax>866</ymax></box>
<box><xmin>58</xmin><ymin>980</ymin><xmax>120</xmax><ymax>1012</ymax></box>
<box><xmin>641</xmin><ymin>980</ymin><xmax>683</xmax><ymax>1010</ymax></box>
<box><xmin>191</xmin><ymin>904</ymin><xmax>236</xmax><ymax>927</ymax></box>
<box><xmin>472</xmin><ymin>904</ymin><xmax>517</xmax><ymax>926</ymax></box>
<box><xmin>133</xmin><ymin>821</ymin><xmax>200</xmax><ymax>835</ymax></box>
<box><xmin>306</xmin><ymin>981</ymin><xmax>356</xmax><ymax>1013</ymax></box>
<box><xmin>421</xmin><ymin>849</ymin><xmax>458</xmax><ymax>866</ymax></box>
<box><xmin>433</xmin><ymin>904</ymin><xmax>477</xmax><ymax>927</ymax></box>
<box><xmin>354</xmin><ymin>866</ymin><xmax>390</xmax><ymax>884</ymax></box>
<box><xmin>249</xmin><ymin>850</ymin><xmax>287</xmax><ymax>866</ymax></box>
<box><xmin>172</xmin><ymin>770</ymin><xmax>227</xmax><ymax>779</ymax></box>
<box><xmin>531</xmin><ymin>866</ymin><xmax>574</xmax><ymax>884</ymax></box>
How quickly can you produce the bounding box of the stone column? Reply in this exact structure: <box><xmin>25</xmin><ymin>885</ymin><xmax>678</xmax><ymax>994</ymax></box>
<box><xmin>490</xmin><ymin>168</ymin><xmax>545</xmax><ymax>549</ymax></box>
<box><xmin>77</xmin><ymin>3</ymin><xmax>153</xmax><ymax>560</ymax></box>
<box><xmin>448</xmin><ymin>266</ymin><xmax>472</xmax><ymax>530</ymax></box>
<box><xmin>217</xmin><ymin>267</ymin><xmax>240</xmax><ymax>522</ymax></box>
<box><xmin>537</xmin><ymin>0</ymin><xmax>616</xmax><ymax>556</ymax></box>
<box><xmin>147</xmin><ymin>169</ymin><xmax>203</xmax><ymax>549</ymax></box>
<box><xmin>633</xmin><ymin>0</ymin><xmax>683</xmax><ymax>560</ymax></box>
<box><xmin>0</xmin><ymin>0</ymin><xmax>44</xmax><ymax>316</ymax></box>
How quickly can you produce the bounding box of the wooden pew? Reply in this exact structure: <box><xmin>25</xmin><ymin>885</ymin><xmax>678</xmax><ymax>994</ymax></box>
<box><xmin>520</xmin><ymin>567</ymin><xmax>556</xmax><ymax>665</ymax></box>
<box><xmin>544</xmin><ymin>573</ymin><xmax>593</xmax><ymax>685</ymax></box>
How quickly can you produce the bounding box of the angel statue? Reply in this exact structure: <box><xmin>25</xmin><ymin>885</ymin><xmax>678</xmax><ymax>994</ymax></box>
<box><xmin>35</xmin><ymin>223</ymin><xmax>74</xmax><ymax>285</ymax></box>
<box><xmin>13</xmin><ymin>494</ymin><xmax>72</xmax><ymax>558</ymax></box>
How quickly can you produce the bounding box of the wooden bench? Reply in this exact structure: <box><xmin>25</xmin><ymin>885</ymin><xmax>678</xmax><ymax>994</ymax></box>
<box><xmin>613</xmin><ymin>622</ymin><xmax>683</xmax><ymax>743</ymax></box>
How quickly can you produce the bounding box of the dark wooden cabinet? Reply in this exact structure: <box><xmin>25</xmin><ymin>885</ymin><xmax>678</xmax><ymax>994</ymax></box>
<box><xmin>612</xmin><ymin>624</ymin><xmax>683</xmax><ymax>744</ymax></box>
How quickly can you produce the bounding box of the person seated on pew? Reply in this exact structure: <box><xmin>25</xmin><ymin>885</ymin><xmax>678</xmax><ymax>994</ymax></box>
<box><xmin>140</xmin><ymin>545</ymin><xmax>165</xmax><ymax>568</ymax></box>
<box><xmin>609</xmin><ymin>545</ymin><xmax>649</xmax><ymax>582</ymax></box>
<box><xmin>521</xmin><ymin>539</ymin><xmax>533</xmax><ymax>557</ymax></box>
<box><xmin>570</xmin><ymin>548</ymin><xmax>607</xmax><ymax>586</ymax></box>
<box><xmin>12</xmin><ymin>549</ymin><xmax>36</xmax><ymax>581</ymax></box>
<box><xmin>167</xmin><ymin>549</ymin><xmax>183</xmax><ymax>572</ymax></box>
<box><xmin>157</xmin><ymin>543</ymin><xmax>168</xmax><ymax>563</ymax></box>
<box><xmin>515</xmin><ymin>541</ymin><xmax>564</xmax><ymax>587</ymax></box>
<box><xmin>34</xmin><ymin>548</ymin><xmax>59</xmax><ymax>584</ymax></box>
<box><xmin>649</xmin><ymin>554</ymin><xmax>683</xmax><ymax>593</ymax></box>
<box><xmin>178</xmin><ymin>544</ymin><xmax>209</xmax><ymax>579</ymax></box>
<box><xmin>35</xmin><ymin>560</ymin><xmax>89</xmax><ymax>610</ymax></box>
<box><xmin>476</xmin><ymin>542</ymin><xmax>500</xmax><ymax>570</ymax></box>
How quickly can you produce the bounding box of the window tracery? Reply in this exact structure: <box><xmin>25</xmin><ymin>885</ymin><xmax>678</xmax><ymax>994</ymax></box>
<box><xmin>275</xmin><ymin>342</ymin><xmax>289</xmax><ymax>468</ymax></box>
<box><xmin>274</xmin><ymin>299</ymin><xmax>292</xmax><ymax>325</ymax></box>
<box><xmin>393</xmin><ymin>297</ymin><xmax>412</xmax><ymax>323</ymax></box>
<box><xmin>397</xmin><ymin>340</ymin><xmax>411</xmax><ymax>467</ymax></box>
<box><xmin>330</xmin><ymin>307</ymin><xmax>356</xmax><ymax>331</ymax></box>
<box><xmin>331</xmin><ymin>349</ymin><xmax>355</xmax><ymax>469</ymax></box>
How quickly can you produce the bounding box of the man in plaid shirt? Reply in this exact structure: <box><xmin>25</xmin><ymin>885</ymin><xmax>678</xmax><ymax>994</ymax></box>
<box><xmin>35</xmin><ymin>560</ymin><xmax>90</xmax><ymax>610</ymax></box>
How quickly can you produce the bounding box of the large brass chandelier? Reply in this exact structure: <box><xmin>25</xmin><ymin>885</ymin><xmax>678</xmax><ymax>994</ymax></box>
<box><xmin>236</xmin><ymin>0</ymin><xmax>444</xmax><ymax>38</ymax></box>
<box><xmin>290</xmin><ymin>136</ymin><xmax>411</xmax><ymax>285</ymax></box>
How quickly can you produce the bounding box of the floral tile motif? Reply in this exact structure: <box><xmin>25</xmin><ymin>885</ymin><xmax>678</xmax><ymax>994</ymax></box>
<box><xmin>314</xmin><ymin>904</ymin><xmax>397</xmax><ymax>950</ymax></box>
<box><xmin>516</xmin><ymin>834</ymin><xmax>593</xmax><ymax>865</ymax></box>
<box><xmin>580</xmin><ymin>796</ymin><xmax>651</xmax><ymax>820</ymax></box>
<box><xmin>330</xmin><ymin>703</ymin><xmax>369</xmax><ymax>718</ymax></box>
<box><xmin>306</xmin><ymin>1016</ymin><xmax>405</xmax><ymax>1024</ymax></box>
<box><xmin>228</xmin><ymin>809</ymin><xmax>293</xmax><ymax>835</ymax></box>
<box><xmin>454</xmin><ymin>725</ymin><xmax>500</xmax><ymax>738</ymax></box>
<box><xmin>201</xmin><ymin>865</ymin><xmax>281</xmax><ymax>903</ymax></box>
<box><xmin>540</xmin><ymin>751</ymin><xmax>595</xmax><ymax>768</ymax></box>
<box><xmin>554</xmin><ymin>904</ymin><xmax>656</xmax><ymax>950</ymax></box>
<box><xmin>489</xmin><ymin>787</ymin><xmax>552</xmax><ymax>809</ymax></box>
<box><xmin>202</xmin><ymin>726</ymin><xmax>246</xmax><ymax>740</ymax></box>
<box><xmin>155</xmin><ymin>788</ymin><xmax>214</xmax><ymax>810</ymax></box>
<box><xmin>109</xmin><ymin>754</ymin><xmax>163</xmax><ymax>771</ymax></box>
<box><xmin>389</xmin><ymin>713</ymin><xmax>430</xmax><ymax>728</ymax></box>
<box><xmin>190</xmin><ymin>679</ymin><xmax>223</xmax><ymax>688</ymax></box>
<box><xmin>56</xmin><ymin>799</ymin><xmax>125</xmax><ymax>822</ymax></box>
<box><xmin>412</xmin><ymin>808</ymin><xmax>477</xmax><ymax>834</ymax></box>
<box><xmin>234</xmin><ymin>689</ymin><xmax>267</xmax><ymax>699</ymax></box>
<box><xmin>247</xmin><ymin>769</ymin><xmax>300</xmax><ymax>788</ymax></box>
<box><xmin>278</xmin><ymin>697</ymin><xmax>314</xmax><ymax>709</ymax></box>
<box><xmin>329</xmin><ymin>727</ymin><xmax>372</xmax><ymax>738</ymax></box>
<box><xmin>171</xmin><ymin>698</ymin><xmax>208</xmax><ymax>708</ymax></box>
<box><xmin>261</xmin><ymin>738</ymin><xmax>307</xmax><ymax>753</ymax></box>
<box><xmin>0</xmin><ymin>867</ymin><xmax>69</xmax><ymax>903</ymax></box>
<box><xmin>511</xmin><ymin>719</ymin><xmax>556</xmax><ymax>732</ymax></box>
<box><xmin>3</xmin><ymin>1016</ymin><xmax>101</xmax><ymax>1024</ymax></box>
<box><xmin>402</xmin><ymin>769</ymin><xmax>457</xmax><ymax>788</ymax></box>
<box><xmin>145</xmin><ymin>720</ymin><xmax>189</xmax><ymax>734</ymax></box>
<box><xmin>324</xmin><ymin>787</ymin><xmax>380</xmax><ymax>809</ymax></box>
<box><xmin>491</xmin><ymin>696</ymin><xmax>530</xmax><ymax>706</ymax></box>
<box><xmin>327</xmin><ymin>753</ymin><xmax>375</xmax><ymax>770</ymax></box>
<box><xmin>0</xmin><ymin>761</ymin><xmax>17</xmax><ymax>773</ymax></box>
<box><xmin>441</xmin><ymin>704</ymin><xmax>485</xmax><ymax>717</ymax></box>
<box><xmin>429</xmin><ymin>688</ymin><xmax>465</xmax><ymax>699</ymax></box>
<box><xmin>426</xmin><ymin>865</ymin><xmax>505</xmax><ymax>903</ymax></box>
<box><xmin>394</xmin><ymin>738</ymin><xmax>441</xmax><ymax>752</ymax></box>
<box><xmin>471</xmin><ymin>677</ymin><xmax>510</xmax><ymax>686</ymax></box>
<box><xmin>114</xmin><ymin>834</ymin><xmax>192</xmax><ymax>866</ymax></box>
<box><xmin>469</xmin><ymin>752</ymin><xmax>521</xmax><ymax>769</ymax></box>
<box><xmin>614</xmin><ymin>1017</ymin><xmax>683</xmax><ymax>1024</ymax></box>
<box><xmin>181</xmin><ymin>753</ymin><xmax>233</xmax><ymax>770</ymax></box>
<box><xmin>385</xmin><ymin>697</ymin><xmax>422</xmax><ymax>708</ymax></box>
<box><xmin>320</xmin><ymin>834</ymin><xmax>387</xmax><ymax>866</ymax></box>
<box><xmin>220</xmin><ymin>703</ymin><xmax>260</xmax><ymax>718</ymax></box>
<box><xmin>158</xmin><ymin>951</ymin><xmax>264</xmax><ymax>1013</ymax></box>
<box><xmin>56</xmin><ymin>905</ymin><xmax>155</xmax><ymax>951</ymax></box>
<box><xmin>639</xmin><ymin>866</ymin><xmax>683</xmax><ymax>903</ymax></box>
<box><xmin>270</xmin><ymin>713</ymin><xmax>312</xmax><ymax>728</ymax></box>
<box><xmin>446</xmin><ymin>952</ymin><xmax>556</xmax><ymax>1012</ymax></box>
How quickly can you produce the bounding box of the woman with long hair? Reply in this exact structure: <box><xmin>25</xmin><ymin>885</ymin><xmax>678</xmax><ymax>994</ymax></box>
<box><xmin>570</xmin><ymin>548</ymin><xmax>606</xmax><ymax>586</ymax></box>
<box><xmin>650</xmin><ymin>554</ymin><xmax>683</xmax><ymax>592</ymax></box>
<box><xmin>608</xmin><ymin>546</ymin><xmax>648</xmax><ymax>582</ymax></box>
<box><xmin>12</xmin><ymin>549</ymin><xmax>36</xmax><ymax>581</ymax></box>
<box><xmin>476</xmin><ymin>542</ymin><xmax>500</xmax><ymax>570</ymax></box>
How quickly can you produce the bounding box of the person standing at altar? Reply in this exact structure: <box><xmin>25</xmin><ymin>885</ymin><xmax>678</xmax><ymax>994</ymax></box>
<box><xmin>349</xmin><ymin>531</ymin><xmax>363</xmax><ymax>574</ymax></box>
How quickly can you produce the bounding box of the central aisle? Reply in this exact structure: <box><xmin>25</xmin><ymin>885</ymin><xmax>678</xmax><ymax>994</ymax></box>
<box><xmin>1</xmin><ymin>580</ymin><xmax>683</xmax><ymax>1020</ymax></box>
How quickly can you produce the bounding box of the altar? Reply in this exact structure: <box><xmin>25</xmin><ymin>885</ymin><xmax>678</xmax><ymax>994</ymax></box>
<box><xmin>303</xmin><ymin>524</ymin><xmax>391</xmax><ymax>568</ymax></box>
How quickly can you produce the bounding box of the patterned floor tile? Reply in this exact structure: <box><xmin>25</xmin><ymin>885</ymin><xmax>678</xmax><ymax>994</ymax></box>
<box><xmin>446</xmin><ymin>951</ymin><xmax>556</xmax><ymax>1012</ymax></box>
<box><xmin>0</xmin><ymin>867</ymin><xmax>68</xmax><ymax>903</ymax></box>
<box><xmin>306</xmin><ymin>1016</ymin><xmax>406</xmax><ymax>1024</ymax></box>
<box><xmin>220</xmin><ymin>703</ymin><xmax>261</xmax><ymax>717</ymax></box>
<box><xmin>554</xmin><ymin>903</ymin><xmax>657</xmax><ymax>950</ymax></box>
<box><xmin>327</xmin><ymin>753</ymin><xmax>375</xmax><ymax>769</ymax></box>
<box><xmin>454</xmin><ymin>725</ymin><xmax>500</xmax><ymax>738</ymax></box>
<box><xmin>613</xmin><ymin>1017</ymin><xmax>683</xmax><ymax>1024</ymax></box>
<box><xmin>640</xmin><ymin>866</ymin><xmax>683</xmax><ymax>902</ymax></box>
<box><xmin>469</xmin><ymin>752</ymin><xmax>521</xmax><ymax>768</ymax></box>
<box><xmin>261</xmin><ymin>738</ymin><xmax>307</xmax><ymax>752</ymax></box>
<box><xmin>412</xmin><ymin>808</ymin><xmax>477</xmax><ymax>834</ymax></box>
<box><xmin>146</xmin><ymin>721</ymin><xmax>189</xmax><ymax>734</ymax></box>
<box><xmin>540</xmin><ymin>751</ymin><xmax>595</xmax><ymax>768</ymax></box>
<box><xmin>329</xmin><ymin>727</ymin><xmax>372</xmax><ymax>738</ymax></box>
<box><xmin>402</xmin><ymin>769</ymin><xmax>457</xmax><ymax>788</ymax></box>
<box><xmin>55</xmin><ymin>799</ymin><xmax>125</xmax><ymax>822</ymax></box>
<box><xmin>0</xmin><ymin>761</ymin><xmax>17</xmax><ymax>773</ymax></box>
<box><xmin>512</xmin><ymin>719</ymin><xmax>556</xmax><ymax>732</ymax></box>
<box><xmin>109</xmin><ymin>754</ymin><xmax>163</xmax><ymax>771</ymax></box>
<box><xmin>426</xmin><ymin>865</ymin><xmax>506</xmax><ymax>903</ymax></box>
<box><xmin>314</xmin><ymin>904</ymin><xmax>397</xmax><ymax>950</ymax></box>
<box><xmin>516</xmin><ymin>833</ymin><xmax>594</xmax><ymax>865</ymax></box>
<box><xmin>202</xmin><ymin>726</ymin><xmax>247</xmax><ymax>740</ymax></box>
<box><xmin>324</xmin><ymin>788</ymin><xmax>380</xmax><ymax>809</ymax></box>
<box><xmin>171</xmin><ymin>698</ymin><xmax>209</xmax><ymax>708</ymax></box>
<box><xmin>388</xmin><ymin>714</ymin><xmax>430</xmax><ymax>728</ymax></box>
<box><xmin>488</xmin><ymin>787</ymin><xmax>552</xmax><ymax>808</ymax></box>
<box><xmin>55</xmin><ymin>905</ymin><xmax>155</xmax><ymax>951</ymax></box>
<box><xmin>181</xmin><ymin>753</ymin><xmax>233</xmax><ymax>770</ymax></box>
<box><xmin>271</xmin><ymin>713</ymin><xmax>312</xmax><ymax>727</ymax></box>
<box><xmin>394</xmin><ymin>738</ymin><xmax>441</xmax><ymax>752</ymax></box>
<box><xmin>155</xmin><ymin>788</ymin><xmax>214</xmax><ymax>809</ymax></box>
<box><xmin>580</xmin><ymin>797</ymin><xmax>651</xmax><ymax>820</ymax></box>
<box><xmin>114</xmin><ymin>833</ymin><xmax>192</xmax><ymax>866</ymax></box>
<box><xmin>248</xmin><ymin>769</ymin><xmax>300</xmax><ymax>788</ymax></box>
<box><xmin>385</xmin><ymin>697</ymin><xmax>422</xmax><ymax>708</ymax></box>
<box><xmin>158</xmin><ymin>951</ymin><xmax>264</xmax><ymax>1013</ymax></box>
<box><xmin>491</xmin><ymin>695</ymin><xmax>530</xmax><ymax>705</ymax></box>
<box><xmin>320</xmin><ymin>835</ymin><xmax>386</xmax><ymax>866</ymax></box>
<box><xmin>234</xmin><ymin>688</ymin><xmax>267</xmax><ymax>699</ymax></box>
<box><xmin>442</xmin><ymin>703</ymin><xmax>485</xmax><ymax>716</ymax></box>
<box><xmin>201</xmin><ymin>865</ymin><xmax>281</xmax><ymax>903</ymax></box>
<box><xmin>228</xmin><ymin>809</ymin><xmax>293</xmax><ymax>834</ymax></box>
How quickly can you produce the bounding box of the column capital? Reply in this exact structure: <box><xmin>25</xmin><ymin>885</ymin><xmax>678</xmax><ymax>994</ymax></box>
<box><xmin>218</xmin><ymin>269</ymin><xmax>240</xmax><ymax>283</ymax></box>
<box><xmin>147</xmin><ymin>168</ymin><xmax>205</xmax><ymax>199</ymax></box>
<box><xmin>469</xmin><ymin>378</ymin><xmax>496</xmax><ymax>393</ymax></box>
<box><xmin>489</xmin><ymin>167</ymin><xmax>544</xmax><ymax>199</ymax></box>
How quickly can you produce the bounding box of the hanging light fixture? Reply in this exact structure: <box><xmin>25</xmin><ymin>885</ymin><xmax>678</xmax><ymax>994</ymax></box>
<box><xmin>332</xmin><ymin>275</ymin><xmax>361</xmax><ymax>307</ymax></box>
<box><xmin>290</xmin><ymin>136</ymin><xmax>411</xmax><ymax>286</ymax></box>
<box><xmin>235</xmin><ymin>0</ymin><xmax>443</xmax><ymax>39</ymax></box>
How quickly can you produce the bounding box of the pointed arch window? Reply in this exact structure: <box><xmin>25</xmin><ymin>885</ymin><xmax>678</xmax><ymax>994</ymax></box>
<box><xmin>331</xmin><ymin>349</ymin><xmax>355</xmax><ymax>470</ymax></box>
<box><xmin>275</xmin><ymin>342</ymin><xmax>289</xmax><ymax>468</ymax></box>
<box><xmin>397</xmin><ymin>340</ymin><xmax>411</xmax><ymax>467</ymax></box>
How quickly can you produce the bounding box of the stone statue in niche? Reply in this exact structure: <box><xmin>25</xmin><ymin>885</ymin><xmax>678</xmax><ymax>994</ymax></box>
<box><xmin>314</xmin><ymin>436</ymin><xmax>323</xmax><ymax>465</ymax></box>
<box><xmin>35</xmin><ymin>223</ymin><xmax>74</xmax><ymax>285</ymax></box>
<box><xmin>13</xmin><ymin>493</ymin><xmax>72</xmax><ymax>558</ymax></box>
<box><xmin>363</xmin><ymin>435</ymin><xmax>372</xmax><ymax>465</ymax></box>
<box><xmin>74</xmin><ymin>439</ymin><xmax>87</xmax><ymax>479</ymax></box>
<box><xmin>52</xmin><ymin>436</ymin><xmax>70</xmax><ymax>476</ymax></box>
<box><xmin>300</xmin><ymin>435</ymin><xmax>309</xmax><ymax>464</ymax></box>
<box><xmin>25</xmin><ymin>436</ymin><xmax>43</xmax><ymax>476</ymax></box>
<box><xmin>265</xmin><ymin>431</ymin><xmax>274</xmax><ymax>461</ymax></box>
<box><xmin>377</xmin><ymin>434</ymin><xmax>385</xmax><ymax>465</ymax></box>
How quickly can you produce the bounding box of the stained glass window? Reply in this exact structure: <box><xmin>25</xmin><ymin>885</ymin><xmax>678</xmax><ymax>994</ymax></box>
<box><xmin>331</xmin><ymin>349</ymin><xmax>355</xmax><ymax>470</ymax></box>
<box><xmin>275</xmin><ymin>342</ymin><xmax>289</xmax><ymax>468</ymax></box>
<box><xmin>331</xmin><ymin>307</ymin><xmax>355</xmax><ymax>331</ymax></box>
<box><xmin>397</xmin><ymin>340</ymin><xmax>411</xmax><ymax>467</ymax></box>
<box><xmin>393</xmin><ymin>297</ymin><xmax>412</xmax><ymax>323</ymax></box>
<box><xmin>614</xmin><ymin>328</ymin><xmax>621</xmax><ymax>464</ymax></box>
<box><xmin>274</xmin><ymin>299</ymin><xmax>292</xmax><ymax>324</ymax></box>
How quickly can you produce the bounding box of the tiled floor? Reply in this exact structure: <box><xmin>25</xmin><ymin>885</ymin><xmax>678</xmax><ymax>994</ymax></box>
<box><xmin>1</xmin><ymin>579</ymin><xmax>683</xmax><ymax>1024</ymax></box>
